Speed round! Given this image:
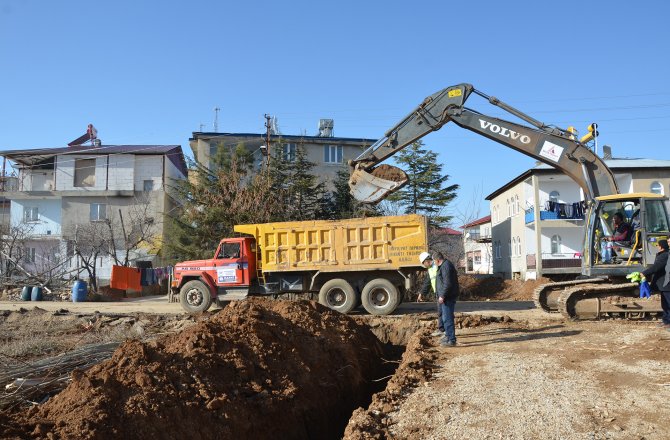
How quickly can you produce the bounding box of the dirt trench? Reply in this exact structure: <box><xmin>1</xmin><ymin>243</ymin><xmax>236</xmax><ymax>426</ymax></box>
<box><xmin>1</xmin><ymin>299</ymin><xmax>442</xmax><ymax>440</ymax></box>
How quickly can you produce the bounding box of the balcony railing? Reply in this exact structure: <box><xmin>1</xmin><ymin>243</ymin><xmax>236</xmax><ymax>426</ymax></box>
<box><xmin>526</xmin><ymin>253</ymin><xmax>582</xmax><ymax>269</ymax></box>
<box><xmin>465</xmin><ymin>232</ymin><xmax>492</xmax><ymax>242</ymax></box>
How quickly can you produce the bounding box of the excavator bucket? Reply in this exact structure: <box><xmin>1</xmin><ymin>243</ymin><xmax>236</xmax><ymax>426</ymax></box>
<box><xmin>349</xmin><ymin>164</ymin><xmax>408</xmax><ymax>203</ymax></box>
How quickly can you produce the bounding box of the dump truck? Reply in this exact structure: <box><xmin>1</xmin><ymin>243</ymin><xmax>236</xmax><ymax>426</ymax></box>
<box><xmin>171</xmin><ymin>214</ymin><xmax>429</xmax><ymax>315</ymax></box>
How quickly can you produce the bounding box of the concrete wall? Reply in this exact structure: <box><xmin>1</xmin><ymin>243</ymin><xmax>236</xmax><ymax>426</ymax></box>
<box><xmin>60</xmin><ymin>193</ymin><xmax>164</xmax><ymax>239</ymax></box>
<box><xmin>55</xmin><ymin>155</ymin><xmax>109</xmax><ymax>191</ymax></box>
<box><xmin>10</xmin><ymin>198</ymin><xmax>62</xmax><ymax>236</ymax></box>
<box><xmin>133</xmin><ymin>155</ymin><xmax>163</xmax><ymax>191</ymax></box>
<box><xmin>629</xmin><ymin>171</ymin><xmax>670</xmax><ymax>195</ymax></box>
<box><xmin>108</xmin><ymin>155</ymin><xmax>134</xmax><ymax>191</ymax></box>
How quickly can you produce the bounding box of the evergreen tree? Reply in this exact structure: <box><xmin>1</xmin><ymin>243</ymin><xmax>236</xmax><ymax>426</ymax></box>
<box><xmin>387</xmin><ymin>141</ymin><xmax>459</xmax><ymax>226</ymax></box>
<box><xmin>288</xmin><ymin>145</ymin><xmax>327</xmax><ymax>220</ymax></box>
<box><xmin>269</xmin><ymin>141</ymin><xmax>327</xmax><ymax>221</ymax></box>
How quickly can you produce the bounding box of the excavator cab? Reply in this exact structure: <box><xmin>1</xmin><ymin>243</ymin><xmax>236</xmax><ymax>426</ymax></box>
<box><xmin>586</xmin><ymin>193</ymin><xmax>669</xmax><ymax>276</ymax></box>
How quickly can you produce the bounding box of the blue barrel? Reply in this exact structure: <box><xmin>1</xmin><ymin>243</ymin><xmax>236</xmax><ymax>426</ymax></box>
<box><xmin>72</xmin><ymin>280</ymin><xmax>87</xmax><ymax>302</ymax></box>
<box><xmin>20</xmin><ymin>286</ymin><xmax>32</xmax><ymax>301</ymax></box>
<box><xmin>31</xmin><ymin>286</ymin><xmax>43</xmax><ymax>301</ymax></box>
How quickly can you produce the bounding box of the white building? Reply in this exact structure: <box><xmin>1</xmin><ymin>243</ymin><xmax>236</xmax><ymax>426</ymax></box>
<box><xmin>486</xmin><ymin>158</ymin><xmax>670</xmax><ymax>280</ymax></box>
<box><xmin>0</xmin><ymin>144</ymin><xmax>187</xmax><ymax>282</ymax></box>
<box><xmin>462</xmin><ymin>215</ymin><xmax>493</xmax><ymax>274</ymax></box>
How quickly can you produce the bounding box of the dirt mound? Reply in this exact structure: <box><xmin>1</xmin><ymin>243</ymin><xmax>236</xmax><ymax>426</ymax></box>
<box><xmin>456</xmin><ymin>313</ymin><xmax>513</xmax><ymax>328</ymax></box>
<box><xmin>2</xmin><ymin>299</ymin><xmax>386</xmax><ymax>440</ymax></box>
<box><xmin>458</xmin><ymin>275</ymin><xmax>552</xmax><ymax>301</ymax></box>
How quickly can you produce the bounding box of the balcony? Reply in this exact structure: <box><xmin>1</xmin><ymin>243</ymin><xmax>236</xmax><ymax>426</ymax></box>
<box><xmin>525</xmin><ymin>210</ymin><xmax>585</xmax><ymax>223</ymax></box>
<box><xmin>526</xmin><ymin>253</ymin><xmax>582</xmax><ymax>271</ymax></box>
<box><xmin>465</xmin><ymin>232</ymin><xmax>492</xmax><ymax>243</ymax></box>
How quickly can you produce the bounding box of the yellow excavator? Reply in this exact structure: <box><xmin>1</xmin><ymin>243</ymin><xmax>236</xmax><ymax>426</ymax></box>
<box><xmin>348</xmin><ymin>83</ymin><xmax>669</xmax><ymax>320</ymax></box>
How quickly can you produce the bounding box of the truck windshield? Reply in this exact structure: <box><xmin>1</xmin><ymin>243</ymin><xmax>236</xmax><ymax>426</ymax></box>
<box><xmin>217</xmin><ymin>242</ymin><xmax>241</xmax><ymax>259</ymax></box>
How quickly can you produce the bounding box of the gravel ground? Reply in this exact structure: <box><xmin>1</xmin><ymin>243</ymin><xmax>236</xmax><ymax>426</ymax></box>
<box><xmin>385</xmin><ymin>320</ymin><xmax>670</xmax><ymax>440</ymax></box>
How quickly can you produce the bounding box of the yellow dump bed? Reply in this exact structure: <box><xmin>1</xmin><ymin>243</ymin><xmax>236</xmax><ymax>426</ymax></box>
<box><xmin>234</xmin><ymin>214</ymin><xmax>428</xmax><ymax>273</ymax></box>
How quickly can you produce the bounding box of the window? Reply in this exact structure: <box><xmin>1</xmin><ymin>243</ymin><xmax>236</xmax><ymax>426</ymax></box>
<box><xmin>324</xmin><ymin>145</ymin><xmax>343</xmax><ymax>163</ymax></box>
<box><xmin>74</xmin><ymin>159</ymin><xmax>96</xmax><ymax>187</ymax></box>
<box><xmin>25</xmin><ymin>247</ymin><xmax>36</xmax><ymax>263</ymax></box>
<box><xmin>549</xmin><ymin>191</ymin><xmax>560</xmax><ymax>203</ymax></box>
<box><xmin>515</xmin><ymin>195</ymin><xmax>520</xmax><ymax>214</ymax></box>
<box><xmin>474</xmin><ymin>251</ymin><xmax>482</xmax><ymax>265</ymax></box>
<box><xmin>646</xmin><ymin>200</ymin><xmax>670</xmax><ymax>233</ymax></box>
<box><xmin>23</xmin><ymin>206</ymin><xmax>39</xmax><ymax>222</ymax></box>
<box><xmin>90</xmin><ymin>203</ymin><xmax>107</xmax><ymax>221</ymax></box>
<box><xmin>551</xmin><ymin>235</ymin><xmax>562</xmax><ymax>254</ymax></box>
<box><xmin>283</xmin><ymin>143</ymin><xmax>297</xmax><ymax>162</ymax></box>
<box><xmin>512</xmin><ymin>237</ymin><xmax>516</xmax><ymax>256</ymax></box>
<box><xmin>516</xmin><ymin>236</ymin><xmax>522</xmax><ymax>256</ymax></box>
<box><xmin>650</xmin><ymin>181</ymin><xmax>664</xmax><ymax>195</ymax></box>
<box><xmin>143</xmin><ymin>180</ymin><xmax>154</xmax><ymax>192</ymax></box>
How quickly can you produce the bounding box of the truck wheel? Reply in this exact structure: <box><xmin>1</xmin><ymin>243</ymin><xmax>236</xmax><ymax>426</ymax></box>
<box><xmin>179</xmin><ymin>280</ymin><xmax>213</xmax><ymax>313</ymax></box>
<box><xmin>318</xmin><ymin>279</ymin><xmax>357</xmax><ymax>314</ymax></box>
<box><xmin>361</xmin><ymin>278</ymin><xmax>399</xmax><ymax>316</ymax></box>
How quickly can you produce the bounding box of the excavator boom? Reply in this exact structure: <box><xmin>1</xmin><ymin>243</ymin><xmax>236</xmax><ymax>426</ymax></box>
<box><xmin>349</xmin><ymin>83</ymin><xmax>618</xmax><ymax>203</ymax></box>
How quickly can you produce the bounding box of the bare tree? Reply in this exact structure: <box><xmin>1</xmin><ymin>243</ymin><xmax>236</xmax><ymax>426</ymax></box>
<box><xmin>0</xmin><ymin>222</ymin><xmax>35</xmax><ymax>282</ymax></box>
<box><xmin>68</xmin><ymin>221</ymin><xmax>112</xmax><ymax>292</ymax></box>
<box><xmin>107</xmin><ymin>196</ymin><xmax>161</xmax><ymax>267</ymax></box>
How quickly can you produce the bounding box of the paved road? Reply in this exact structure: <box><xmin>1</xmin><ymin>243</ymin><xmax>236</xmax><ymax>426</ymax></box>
<box><xmin>0</xmin><ymin>296</ymin><xmax>556</xmax><ymax>320</ymax></box>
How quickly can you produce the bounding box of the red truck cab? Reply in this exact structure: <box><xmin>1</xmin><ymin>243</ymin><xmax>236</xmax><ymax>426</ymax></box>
<box><xmin>171</xmin><ymin>237</ymin><xmax>257</xmax><ymax>312</ymax></box>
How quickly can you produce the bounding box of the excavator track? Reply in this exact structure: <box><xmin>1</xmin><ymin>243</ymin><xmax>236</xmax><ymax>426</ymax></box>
<box><xmin>533</xmin><ymin>278</ymin><xmax>607</xmax><ymax>313</ymax></box>
<box><xmin>556</xmin><ymin>283</ymin><xmax>663</xmax><ymax>320</ymax></box>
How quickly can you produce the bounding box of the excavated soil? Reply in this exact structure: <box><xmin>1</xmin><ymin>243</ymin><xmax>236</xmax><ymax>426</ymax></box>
<box><xmin>370</xmin><ymin>164</ymin><xmax>407</xmax><ymax>182</ymax></box>
<box><xmin>459</xmin><ymin>275</ymin><xmax>552</xmax><ymax>301</ymax></box>
<box><xmin>2</xmin><ymin>296</ymin><xmax>670</xmax><ymax>439</ymax></box>
<box><xmin>1</xmin><ymin>299</ymin><xmax>387</xmax><ymax>440</ymax></box>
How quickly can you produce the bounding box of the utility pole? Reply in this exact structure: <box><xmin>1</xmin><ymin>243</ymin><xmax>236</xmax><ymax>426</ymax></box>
<box><xmin>213</xmin><ymin>107</ymin><xmax>220</xmax><ymax>132</ymax></box>
<box><xmin>264</xmin><ymin>114</ymin><xmax>272</xmax><ymax>170</ymax></box>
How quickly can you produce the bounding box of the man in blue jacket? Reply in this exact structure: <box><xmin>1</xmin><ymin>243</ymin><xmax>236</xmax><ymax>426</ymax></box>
<box><xmin>433</xmin><ymin>251</ymin><xmax>460</xmax><ymax>347</ymax></box>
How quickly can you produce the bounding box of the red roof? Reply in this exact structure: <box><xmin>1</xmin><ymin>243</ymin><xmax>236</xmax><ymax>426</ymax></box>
<box><xmin>462</xmin><ymin>215</ymin><xmax>491</xmax><ymax>229</ymax></box>
<box><xmin>437</xmin><ymin>227</ymin><xmax>462</xmax><ymax>236</ymax></box>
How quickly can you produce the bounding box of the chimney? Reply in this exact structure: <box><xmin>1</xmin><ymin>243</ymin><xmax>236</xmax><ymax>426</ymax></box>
<box><xmin>318</xmin><ymin>119</ymin><xmax>334</xmax><ymax>137</ymax></box>
<box><xmin>602</xmin><ymin>145</ymin><xmax>612</xmax><ymax>160</ymax></box>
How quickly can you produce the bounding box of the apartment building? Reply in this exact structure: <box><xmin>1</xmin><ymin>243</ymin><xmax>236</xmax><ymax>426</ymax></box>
<box><xmin>0</xmin><ymin>144</ymin><xmax>187</xmax><ymax>281</ymax></box>
<box><xmin>189</xmin><ymin>121</ymin><xmax>376</xmax><ymax>187</ymax></box>
<box><xmin>486</xmin><ymin>158</ymin><xmax>670</xmax><ymax>280</ymax></box>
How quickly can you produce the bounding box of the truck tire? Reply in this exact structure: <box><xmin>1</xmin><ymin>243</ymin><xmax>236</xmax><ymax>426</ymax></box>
<box><xmin>361</xmin><ymin>278</ymin><xmax>399</xmax><ymax>316</ymax></box>
<box><xmin>318</xmin><ymin>279</ymin><xmax>357</xmax><ymax>314</ymax></box>
<box><xmin>179</xmin><ymin>280</ymin><xmax>213</xmax><ymax>313</ymax></box>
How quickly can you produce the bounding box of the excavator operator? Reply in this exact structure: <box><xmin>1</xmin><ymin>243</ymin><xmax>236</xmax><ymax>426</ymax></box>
<box><xmin>601</xmin><ymin>212</ymin><xmax>633</xmax><ymax>263</ymax></box>
<box><xmin>607</xmin><ymin>212</ymin><xmax>633</xmax><ymax>244</ymax></box>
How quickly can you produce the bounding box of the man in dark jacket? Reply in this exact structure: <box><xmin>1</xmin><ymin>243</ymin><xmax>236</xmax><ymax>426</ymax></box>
<box><xmin>651</xmin><ymin>240</ymin><xmax>670</xmax><ymax>328</ymax></box>
<box><xmin>433</xmin><ymin>251</ymin><xmax>459</xmax><ymax>346</ymax></box>
<box><xmin>642</xmin><ymin>239</ymin><xmax>669</xmax><ymax>291</ymax></box>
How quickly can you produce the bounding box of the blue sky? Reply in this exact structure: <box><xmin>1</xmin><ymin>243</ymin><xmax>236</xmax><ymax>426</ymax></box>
<box><xmin>1</xmin><ymin>0</ymin><xmax>668</xmax><ymax>223</ymax></box>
